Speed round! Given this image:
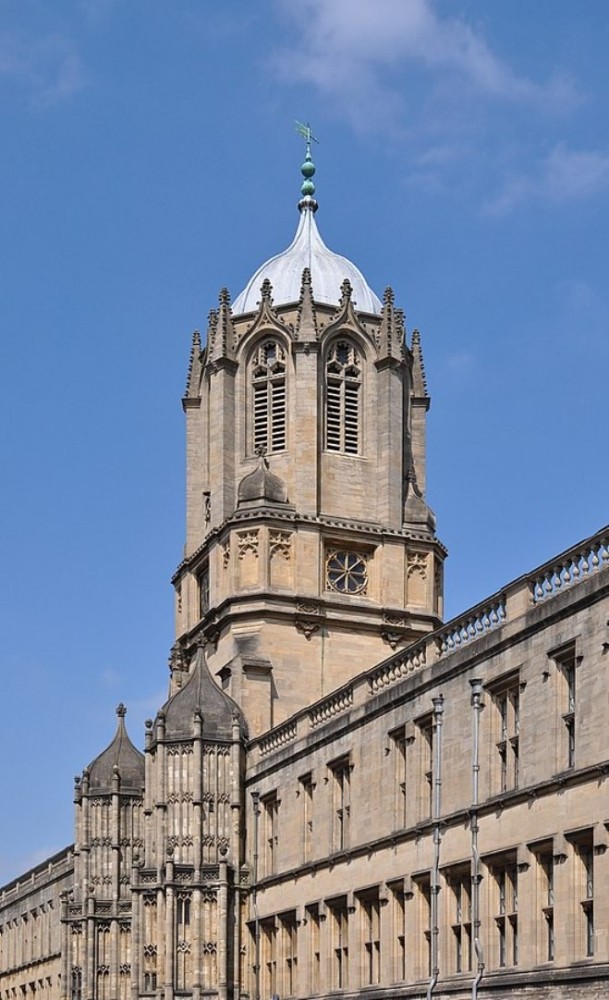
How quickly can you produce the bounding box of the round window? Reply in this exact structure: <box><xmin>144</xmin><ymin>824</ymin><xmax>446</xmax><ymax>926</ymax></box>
<box><xmin>326</xmin><ymin>551</ymin><xmax>368</xmax><ymax>594</ymax></box>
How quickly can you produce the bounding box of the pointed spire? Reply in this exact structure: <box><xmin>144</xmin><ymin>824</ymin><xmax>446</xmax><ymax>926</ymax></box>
<box><xmin>183</xmin><ymin>330</ymin><xmax>202</xmax><ymax>403</ymax></box>
<box><xmin>296</xmin><ymin>267</ymin><xmax>318</xmax><ymax>338</ymax></box>
<box><xmin>411</xmin><ymin>329</ymin><xmax>429</xmax><ymax>398</ymax></box>
<box><xmin>207</xmin><ymin>288</ymin><xmax>236</xmax><ymax>364</ymax></box>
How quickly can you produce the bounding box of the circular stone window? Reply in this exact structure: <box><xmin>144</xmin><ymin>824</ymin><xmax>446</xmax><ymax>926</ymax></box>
<box><xmin>326</xmin><ymin>550</ymin><xmax>368</xmax><ymax>594</ymax></box>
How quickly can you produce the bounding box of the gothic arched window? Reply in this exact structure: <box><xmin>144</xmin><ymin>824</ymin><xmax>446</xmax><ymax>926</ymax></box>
<box><xmin>325</xmin><ymin>340</ymin><xmax>361</xmax><ymax>454</ymax></box>
<box><xmin>251</xmin><ymin>339</ymin><xmax>287</xmax><ymax>454</ymax></box>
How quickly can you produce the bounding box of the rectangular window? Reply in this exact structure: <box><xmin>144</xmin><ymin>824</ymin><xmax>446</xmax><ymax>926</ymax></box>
<box><xmin>388</xmin><ymin>882</ymin><xmax>406</xmax><ymax>982</ymax></box>
<box><xmin>535</xmin><ymin>847</ymin><xmax>554</xmax><ymax>962</ymax></box>
<box><xmin>449</xmin><ymin>871</ymin><xmax>472</xmax><ymax>973</ymax></box>
<box><xmin>305</xmin><ymin>905</ymin><xmax>321</xmax><ymax>995</ymax></box>
<box><xmin>328</xmin><ymin>898</ymin><xmax>349</xmax><ymax>990</ymax></box>
<box><xmin>280</xmin><ymin>912</ymin><xmax>298</xmax><ymax>997</ymax></box>
<box><xmin>300</xmin><ymin>772</ymin><xmax>314</xmax><ymax>863</ymax></box>
<box><xmin>560</xmin><ymin>645</ymin><xmax>577</xmax><ymax>768</ymax></box>
<box><xmin>415</xmin><ymin>714</ymin><xmax>434</xmax><ymax>821</ymax></box>
<box><xmin>573</xmin><ymin>834</ymin><xmax>595</xmax><ymax>957</ymax></box>
<box><xmin>490</xmin><ymin>673</ymin><xmax>520</xmax><ymax>793</ymax></box>
<box><xmin>329</xmin><ymin>756</ymin><xmax>351</xmax><ymax>852</ymax></box>
<box><xmin>390</xmin><ymin>726</ymin><xmax>408</xmax><ymax>829</ymax></box>
<box><xmin>414</xmin><ymin>875</ymin><xmax>431</xmax><ymax>978</ymax></box>
<box><xmin>261</xmin><ymin>918</ymin><xmax>277</xmax><ymax>998</ymax></box>
<box><xmin>262</xmin><ymin>792</ymin><xmax>279</xmax><ymax>877</ymax></box>
<box><xmin>490</xmin><ymin>859</ymin><xmax>518</xmax><ymax>968</ymax></box>
<box><xmin>360</xmin><ymin>891</ymin><xmax>381</xmax><ymax>986</ymax></box>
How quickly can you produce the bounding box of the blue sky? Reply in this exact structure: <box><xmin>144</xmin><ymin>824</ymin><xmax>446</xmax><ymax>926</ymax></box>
<box><xmin>1</xmin><ymin>0</ymin><xmax>608</xmax><ymax>884</ymax></box>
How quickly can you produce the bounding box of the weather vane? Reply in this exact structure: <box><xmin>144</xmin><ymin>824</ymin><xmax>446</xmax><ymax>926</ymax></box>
<box><xmin>295</xmin><ymin>121</ymin><xmax>319</xmax><ymax>160</ymax></box>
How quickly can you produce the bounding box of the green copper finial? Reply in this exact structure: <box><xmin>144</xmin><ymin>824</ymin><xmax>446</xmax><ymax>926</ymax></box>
<box><xmin>295</xmin><ymin>120</ymin><xmax>319</xmax><ymax>198</ymax></box>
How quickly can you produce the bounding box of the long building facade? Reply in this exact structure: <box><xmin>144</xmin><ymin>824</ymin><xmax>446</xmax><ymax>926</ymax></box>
<box><xmin>2</xmin><ymin>150</ymin><xmax>609</xmax><ymax>1000</ymax></box>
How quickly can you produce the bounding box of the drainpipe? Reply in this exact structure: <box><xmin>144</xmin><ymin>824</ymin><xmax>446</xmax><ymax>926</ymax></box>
<box><xmin>469</xmin><ymin>680</ymin><xmax>485</xmax><ymax>1000</ymax></box>
<box><xmin>251</xmin><ymin>791</ymin><xmax>261</xmax><ymax>1000</ymax></box>
<box><xmin>427</xmin><ymin>694</ymin><xmax>444</xmax><ymax>1000</ymax></box>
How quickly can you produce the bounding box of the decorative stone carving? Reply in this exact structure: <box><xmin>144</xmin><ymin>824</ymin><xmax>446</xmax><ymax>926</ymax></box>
<box><xmin>296</xmin><ymin>600</ymin><xmax>322</xmax><ymax>616</ymax></box>
<box><xmin>237</xmin><ymin>530</ymin><xmax>259</xmax><ymax>559</ymax></box>
<box><xmin>407</xmin><ymin>552</ymin><xmax>427</xmax><ymax>579</ymax></box>
<box><xmin>381</xmin><ymin>629</ymin><xmax>404</xmax><ymax>650</ymax></box>
<box><xmin>269</xmin><ymin>530</ymin><xmax>292</xmax><ymax>559</ymax></box>
<box><xmin>295</xmin><ymin>618</ymin><xmax>321</xmax><ymax>641</ymax></box>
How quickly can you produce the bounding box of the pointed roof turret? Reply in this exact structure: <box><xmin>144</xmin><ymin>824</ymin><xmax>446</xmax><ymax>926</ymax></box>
<box><xmin>232</xmin><ymin>136</ymin><xmax>382</xmax><ymax>315</ymax></box>
<box><xmin>160</xmin><ymin>646</ymin><xmax>247</xmax><ymax>741</ymax></box>
<box><xmin>86</xmin><ymin>704</ymin><xmax>144</xmax><ymax>794</ymax></box>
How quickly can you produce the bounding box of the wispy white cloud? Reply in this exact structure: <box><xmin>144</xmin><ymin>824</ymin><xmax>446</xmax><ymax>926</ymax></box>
<box><xmin>485</xmin><ymin>144</ymin><xmax>609</xmax><ymax>215</ymax></box>
<box><xmin>0</xmin><ymin>31</ymin><xmax>86</xmax><ymax>107</ymax></box>
<box><xmin>274</xmin><ymin>0</ymin><xmax>579</xmax><ymax>129</ymax></box>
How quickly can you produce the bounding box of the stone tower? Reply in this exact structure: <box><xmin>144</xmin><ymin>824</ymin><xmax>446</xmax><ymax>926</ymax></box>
<box><xmin>66</xmin><ymin>705</ymin><xmax>145</xmax><ymax>1000</ymax></box>
<box><xmin>172</xmin><ymin>148</ymin><xmax>446</xmax><ymax>736</ymax></box>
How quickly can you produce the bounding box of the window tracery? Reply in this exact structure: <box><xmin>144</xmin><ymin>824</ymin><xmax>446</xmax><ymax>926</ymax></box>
<box><xmin>326</xmin><ymin>550</ymin><xmax>368</xmax><ymax>595</ymax></box>
<box><xmin>325</xmin><ymin>340</ymin><xmax>361</xmax><ymax>454</ymax></box>
<box><xmin>251</xmin><ymin>339</ymin><xmax>286</xmax><ymax>454</ymax></box>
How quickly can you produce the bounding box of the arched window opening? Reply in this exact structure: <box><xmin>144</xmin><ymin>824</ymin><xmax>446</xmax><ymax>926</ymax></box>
<box><xmin>251</xmin><ymin>339</ymin><xmax>287</xmax><ymax>454</ymax></box>
<box><xmin>325</xmin><ymin>340</ymin><xmax>361</xmax><ymax>454</ymax></box>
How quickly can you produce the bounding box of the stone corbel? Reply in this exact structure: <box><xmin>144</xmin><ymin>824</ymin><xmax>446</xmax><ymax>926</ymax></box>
<box><xmin>381</xmin><ymin>628</ymin><xmax>405</xmax><ymax>650</ymax></box>
<box><xmin>295</xmin><ymin>617</ymin><xmax>321</xmax><ymax>640</ymax></box>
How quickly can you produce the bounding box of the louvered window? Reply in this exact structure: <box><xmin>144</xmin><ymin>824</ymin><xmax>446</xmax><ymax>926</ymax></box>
<box><xmin>251</xmin><ymin>339</ymin><xmax>286</xmax><ymax>454</ymax></box>
<box><xmin>325</xmin><ymin>340</ymin><xmax>361</xmax><ymax>454</ymax></box>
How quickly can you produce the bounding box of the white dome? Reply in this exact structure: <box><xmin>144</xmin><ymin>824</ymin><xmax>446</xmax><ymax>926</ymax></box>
<box><xmin>232</xmin><ymin>200</ymin><xmax>382</xmax><ymax>315</ymax></box>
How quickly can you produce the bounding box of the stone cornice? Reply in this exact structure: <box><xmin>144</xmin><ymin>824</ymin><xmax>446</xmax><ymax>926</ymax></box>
<box><xmin>173</xmin><ymin>511</ymin><xmax>446</xmax><ymax>581</ymax></box>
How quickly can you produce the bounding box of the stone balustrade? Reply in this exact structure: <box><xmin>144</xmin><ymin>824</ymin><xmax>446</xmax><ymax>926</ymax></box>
<box><xmin>435</xmin><ymin>596</ymin><xmax>507</xmax><ymax>657</ymax></box>
<box><xmin>528</xmin><ymin>529</ymin><xmax>609</xmax><ymax>604</ymax></box>
<box><xmin>309</xmin><ymin>686</ymin><xmax>354</xmax><ymax>728</ymax></box>
<box><xmin>368</xmin><ymin>641</ymin><xmax>426</xmax><ymax>694</ymax></box>
<box><xmin>258</xmin><ymin>719</ymin><xmax>298</xmax><ymax>756</ymax></box>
